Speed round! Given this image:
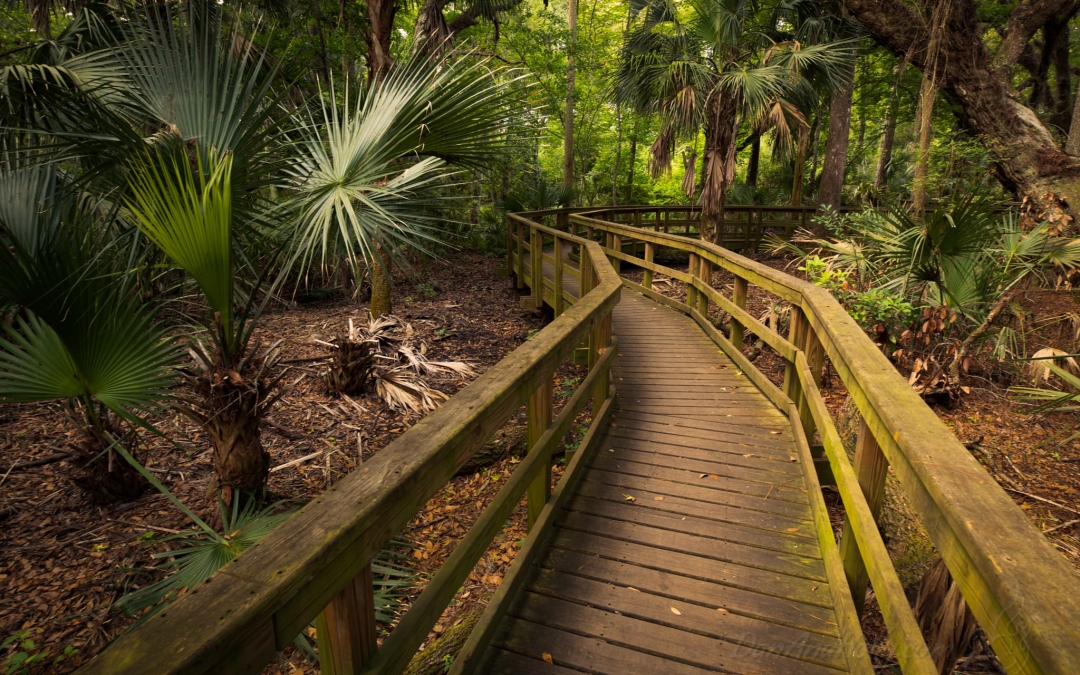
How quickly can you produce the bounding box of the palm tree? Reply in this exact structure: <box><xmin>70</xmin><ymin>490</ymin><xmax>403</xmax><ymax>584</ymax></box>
<box><xmin>615</xmin><ymin>0</ymin><xmax>852</xmax><ymax>243</ymax></box>
<box><xmin>0</xmin><ymin>0</ymin><xmax>522</xmax><ymax>507</ymax></box>
<box><xmin>0</xmin><ymin>153</ymin><xmax>181</xmax><ymax>502</ymax></box>
<box><xmin>284</xmin><ymin>56</ymin><xmax>524</xmax><ymax>318</ymax></box>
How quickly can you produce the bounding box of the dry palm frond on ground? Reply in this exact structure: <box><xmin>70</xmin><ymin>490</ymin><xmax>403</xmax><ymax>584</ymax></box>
<box><xmin>322</xmin><ymin>314</ymin><xmax>475</xmax><ymax>414</ymax></box>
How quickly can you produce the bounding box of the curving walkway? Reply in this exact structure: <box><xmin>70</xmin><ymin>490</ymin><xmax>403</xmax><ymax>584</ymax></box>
<box><xmin>461</xmin><ymin>253</ymin><xmax>869</xmax><ymax>674</ymax></box>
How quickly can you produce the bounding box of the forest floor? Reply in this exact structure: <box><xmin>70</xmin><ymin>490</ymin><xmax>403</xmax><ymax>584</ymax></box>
<box><xmin>0</xmin><ymin>252</ymin><xmax>586</xmax><ymax>674</ymax></box>
<box><xmin>2</xmin><ymin>248</ymin><xmax>1078</xmax><ymax>674</ymax></box>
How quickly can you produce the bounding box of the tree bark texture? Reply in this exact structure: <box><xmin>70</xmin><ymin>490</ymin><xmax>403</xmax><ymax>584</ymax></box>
<box><xmin>700</xmin><ymin>94</ymin><xmax>738</xmax><ymax>244</ymax></box>
<box><xmin>624</xmin><ymin>121</ymin><xmax>637</xmax><ymax>203</ymax></box>
<box><xmin>874</xmin><ymin>54</ymin><xmax>910</xmax><ymax>191</ymax></box>
<box><xmin>818</xmin><ymin>55</ymin><xmax>858</xmax><ymax>214</ymax></box>
<box><xmin>791</xmin><ymin>126</ymin><xmax>807</xmax><ymax>207</ymax></box>
<box><xmin>369</xmin><ymin>242</ymin><xmax>393</xmax><ymax>318</ymax></box>
<box><xmin>844</xmin><ymin>0</ymin><xmax>1080</xmax><ymax>229</ymax></box>
<box><xmin>912</xmin><ymin>73</ymin><xmax>937</xmax><ymax>212</ymax></box>
<box><xmin>365</xmin><ymin>0</ymin><xmax>397</xmax><ymax>80</ymax></box>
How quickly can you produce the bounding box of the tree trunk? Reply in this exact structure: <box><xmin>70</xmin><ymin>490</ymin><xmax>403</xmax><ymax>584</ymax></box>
<box><xmin>563</xmin><ymin>0</ymin><xmax>577</xmax><ymax>192</ymax></box>
<box><xmin>844</xmin><ymin>0</ymin><xmax>1080</xmax><ymax>229</ymax></box>
<box><xmin>1048</xmin><ymin>14</ymin><xmax>1075</xmax><ymax>134</ymax></box>
<box><xmin>912</xmin><ymin>73</ymin><xmax>937</xmax><ymax>212</ymax></box>
<box><xmin>624</xmin><ymin>120</ymin><xmax>638</xmax><ymax>203</ymax></box>
<box><xmin>808</xmin><ymin>112</ymin><xmax>821</xmax><ymax>188</ymax></box>
<box><xmin>700</xmin><ymin>95</ymin><xmax>739</xmax><ymax>244</ymax></box>
<box><xmin>1067</xmin><ymin>86</ymin><xmax>1080</xmax><ymax>154</ymax></box>
<box><xmin>200</xmin><ymin>369</ymin><xmax>272</xmax><ymax>508</ymax></box>
<box><xmin>791</xmin><ymin>126</ymin><xmax>807</xmax><ymax>207</ymax></box>
<box><xmin>747</xmin><ymin>134</ymin><xmax>760</xmax><ymax>190</ymax></box>
<box><xmin>612</xmin><ymin>106</ymin><xmax>623</xmax><ymax>206</ymax></box>
<box><xmin>369</xmin><ymin>242</ymin><xmax>392</xmax><ymax>318</ymax></box>
<box><xmin>874</xmin><ymin>53</ymin><xmax>910</xmax><ymax>192</ymax></box>
<box><xmin>818</xmin><ymin>54</ymin><xmax>858</xmax><ymax>216</ymax></box>
<box><xmin>365</xmin><ymin>0</ymin><xmax>397</xmax><ymax>80</ymax></box>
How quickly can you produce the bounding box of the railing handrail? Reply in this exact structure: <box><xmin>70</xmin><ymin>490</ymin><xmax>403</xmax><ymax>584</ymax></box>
<box><xmin>569</xmin><ymin>207</ymin><xmax>1080</xmax><ymax>675</ymax></box>
<box><xmin>75</xmin><ymin>237</ymin><xmax>622</xmax><ymax>675</ymax></box>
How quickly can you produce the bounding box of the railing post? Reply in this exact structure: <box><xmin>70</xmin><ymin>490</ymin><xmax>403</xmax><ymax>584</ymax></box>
<box><xmin>697</xmin><ymin>256</ymin><xmax>710</xmax><ymax>317</ymax></box>
<box><xmin>526</xmin><ymin>377</ymin><xmax>553</xmax><ymax>530</ymax></box>
<box><xmin>515</xmin><ymin>221</ymin><xmax>525</xmax><ymax>289</ymax></box>
<box><xmin>783</xmin><ymin>306</ymin><xmax>807</xmax><ymax>405</ymax></box>
<box><xmin>556</xmin><ymin>210</ymin><xmax>569</xmax><ymax>231</ymax></box>
<box><xmin>315</xmin><ymin>564</ymin><xmax>378</xmax><ymax>675</ymax></box>
<box><xmin>530</xmin><ymin>226</ymin><xmax>543</xmax><ymax>309</ymax></box>
<box><xmin>611</xmin><ymin>233</ymin><xmax>622</xmax><ymax>273</ymax></box>
<box><xmin>839</xmin><ymin>419</ymin><xmax>888</xmax><ymax>616</ymax></box>
<box><xmin>643</xmin><ymin>242</ymin><xmax>655</xmax><ymax>290</ymax></box>
<box><xmin>553</xmin><ymin>235</ymin><xmax>564</xmax><ymax>317</ymax></box>
<box><xmin>687</xmin><ymin>253</ymin><xmax>699</xmax><ymax>308</ymax></box>
<box><xmin>505</xmin><ymin>216</ymin><xmax>514</xmax><ymax>280</ymax></box>
<box><xmin>797</xmin><ymin>328</ymin><xmax>825</xmax><ymax>442</ymax></box>
<box><xmin>590</xmin><ymin>312</ymin><xmax>613</xmax><ymax>398</ymax></box>
<box><xmin>730</xmin><ymin>277</ymin><xmax>748</xmax><ymax>350</ymax></box>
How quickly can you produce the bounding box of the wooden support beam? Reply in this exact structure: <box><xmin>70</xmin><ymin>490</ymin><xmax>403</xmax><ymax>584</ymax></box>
<box><xmin>315</xmin><ymin>564</ymin><xmax>377</xmax><ymax>675</ymax></box>
<box><xmin>553</xmin><ymin>235</ymin><xmax>564</xmax><ymax>317</ymax></box>
<box><xmin>687</xmin><ymin>253</ymin><xmax>699</xmax><ymax>308</ymax></box>
<box><xmin>642</xmin><ymin>242</ymin><xmax>655</xmax><ymax>290</ymax></box>
<box><xmin>730</xmin><ymin>276</ymin><xmax>748</xmax><ymax>350</ymax></box>
<box><xmin>839</xmin><ymin>419</ymin><xmax>888</xmax><ymax>617</ymax></box>
<box><xmin>783</xmin><ymin>306</ymin><xmax>807</xmax><ymax>406</ymax></box>
<box><xmin>526</xmin><ymin>378</ymin><xmax>553</xmax><ymax>530</ymax></box>
<box><xmin>697</xmin><ymin>257</ymin><xmax>710</xmax><ymax>317</ymax></box>
<box><xmin>515</xmin><ymin>221</ymin><xmax>525</xmax><ymax>289</ymax></box>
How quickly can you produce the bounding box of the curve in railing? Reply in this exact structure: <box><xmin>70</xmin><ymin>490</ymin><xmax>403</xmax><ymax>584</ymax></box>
<box><xmin>530</xmin><ymin>207</ymin><xmax>1080</xmax><ymax>675</ymax></box>
<box><xmin>74</xmin><ymin>237</ymin><xmax>621</xmax><ymax>675</ymax></box>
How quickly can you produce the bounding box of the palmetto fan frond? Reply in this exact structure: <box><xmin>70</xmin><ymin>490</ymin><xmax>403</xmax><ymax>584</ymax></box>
<box><xmin>0</xmin><ymin>154</ymin><xmax>181</xmax><ymax>502</ymax></box>
<box><xmin>285</xmin><ymin>57</ymin><xmax>525</xmax><ymax>281</ymax></box>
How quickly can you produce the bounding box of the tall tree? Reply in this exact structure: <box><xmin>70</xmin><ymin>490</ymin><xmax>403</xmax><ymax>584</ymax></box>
<box><xmin>843</xmin><ymin>0</ymin><xmax>1080</xmax><ymax>227</ymax></box>
<box><xmin>617</xmin><ymin>0</ymin><xmax>851</xmax><ymax>244</ymax></box>
<box><xmin>817</xmin><ymin>52</ymin><xmax>857</xmax><ymax>215</ymax></box>
<box><xmin>874</xmin><ymin>51</ymin><xmax>910</xmax><ymax>191</ymax></box>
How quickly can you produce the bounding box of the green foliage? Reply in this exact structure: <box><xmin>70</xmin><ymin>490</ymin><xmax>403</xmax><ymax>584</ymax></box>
<box><xmin>1</xmin><ymin>633</ymin><xmax>76</xmax><ymax>675</ymax></box>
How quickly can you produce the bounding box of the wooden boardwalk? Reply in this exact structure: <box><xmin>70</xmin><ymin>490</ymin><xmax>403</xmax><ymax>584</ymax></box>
<box><xmin>471</xmin><ymin>286</ymin><xmax>862</xmax><ymax>674</ymax></box>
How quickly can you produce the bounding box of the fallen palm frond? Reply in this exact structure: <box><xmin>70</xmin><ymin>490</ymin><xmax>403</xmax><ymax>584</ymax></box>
<box><xmin>323</xmin><ymin>314</ymin><xmax>474</xmax><ymax>413</ymax></box>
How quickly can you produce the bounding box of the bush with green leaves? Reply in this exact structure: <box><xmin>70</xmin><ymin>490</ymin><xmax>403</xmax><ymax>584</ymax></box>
<box><xmin>1</xmin><ymin>633</ymin><xmax>77</xmax><ymax>675</ymax></box>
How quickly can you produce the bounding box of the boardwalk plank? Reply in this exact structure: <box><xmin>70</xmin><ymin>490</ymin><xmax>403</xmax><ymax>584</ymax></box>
<box><xmin>469</xmin><ymin>283</ymin><xmax>859</xmax><ymax>674</ymax></box>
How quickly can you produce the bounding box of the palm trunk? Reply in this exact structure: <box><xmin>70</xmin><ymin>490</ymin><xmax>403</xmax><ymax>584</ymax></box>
<box><xmin>818</xmin><ymin>54</ymin><xmax>858</xmax><ymax>216</ymax></box>
<box><xmin>700</xmin><ymin>96</ymin><xmax>738</xmax><ymax>244</ymax></box>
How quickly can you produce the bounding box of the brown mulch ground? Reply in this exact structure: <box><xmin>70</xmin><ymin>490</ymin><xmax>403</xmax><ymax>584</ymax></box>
<box><xmin>0</xmin><ymin>252</ymin><xmax>570</xmax><ymax>673</ymax></box>
<box><xmin>3</xmin><ymin>244</ymin><xmax>1078</xmax><ymax>674</ymax></box>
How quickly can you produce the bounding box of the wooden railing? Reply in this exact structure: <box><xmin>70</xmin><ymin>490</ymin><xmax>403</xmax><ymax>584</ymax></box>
<box><xmin>550</xmin><ymin>207</ymin><xmax>1080</xmax><ymax>675</ymax></box>
<box><xmin>75</xmin><ymin>237</ymin><xmax>621</xmax><ymax>675</ymax></box>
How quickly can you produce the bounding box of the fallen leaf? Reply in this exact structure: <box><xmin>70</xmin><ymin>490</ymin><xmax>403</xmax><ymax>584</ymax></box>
<box><xmin>699</xmin><ymin>473</ymin><xmax>708</xmax><ymax>478</ymax></box>
<box><xmin>717</xmin><ymin>608</ymin><xmax>729</xmax><ymax>614</ymax></box>
<box><xmin>623</xmin><ymin>494</ymin><xmax>636</xmax><ymax>502</ymax></box>
<box><xmin>653</xmin><ymin>496</ymin><xmax>665</xmax><ymax>501</ymax></box>
<box><xmin>742</xmin><ymin>454</ymin><xmax>752</xmax><ymax>458</ymax></box>
<box><xmin>770</xmin><ymin>430</ymin><xmax>781</xmax><ymax>435</ymax></box>
<box><xmin>786</xmin><ymin>527</ymin><xmax>799</xmax><ymax>532</ymax></box>
<box><xmin>708</xmin><ymin>474</ymin><xmax>719</xmax><ymax>480</ymax></box>
<box><xmin>789</xmin><ymin>456</ymin><xmax>797</xmax><ymax>462</ymax></box>
<box><xmin>542</xmin><ymin>653</ymin><xmax>554</xmax><ymax>665</ymax></box>
<box><xmin>670</xmin><ymin>607</ymin><xmax>682</xmax><ymax>615</ymax></box>
<box><xmin>627</xmin><ymin>587</ymin><xmax>640</xmax><ymax>592</ymax></box>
